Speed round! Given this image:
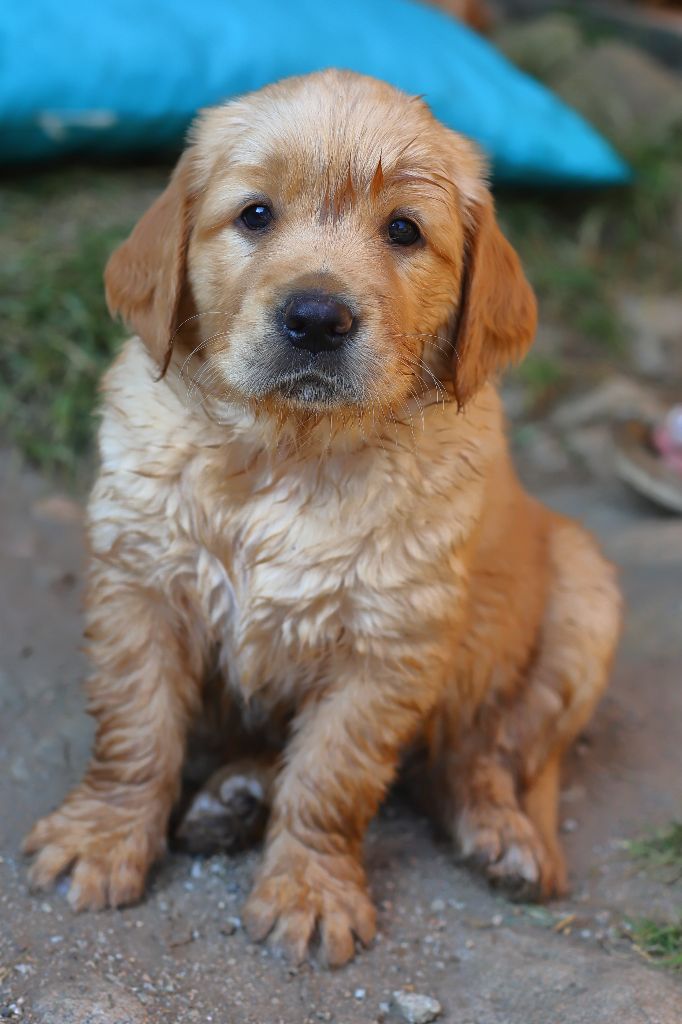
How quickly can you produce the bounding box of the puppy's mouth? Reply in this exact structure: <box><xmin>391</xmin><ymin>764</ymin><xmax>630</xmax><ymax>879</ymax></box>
<box><xmin>273</xmin><ymin>370</ymin><xmax>357</xmax><ymax>408</ymax></box>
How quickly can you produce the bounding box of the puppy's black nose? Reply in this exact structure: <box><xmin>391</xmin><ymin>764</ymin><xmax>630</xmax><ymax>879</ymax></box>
<box><xmin>282</xmin><ymin>292</ymin><xmax>354</xmax><ymax>354</ymax></box>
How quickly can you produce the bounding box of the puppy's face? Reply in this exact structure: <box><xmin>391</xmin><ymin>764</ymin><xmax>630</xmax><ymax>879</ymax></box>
<box><xmin>106</xmin><ymin>71</ymin><xmax>536</xmax><ymax>419</ymax></box>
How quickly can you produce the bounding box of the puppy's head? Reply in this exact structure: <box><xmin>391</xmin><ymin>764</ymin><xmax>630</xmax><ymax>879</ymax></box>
<box><xmin>105</xmin><ymin>70</ymin><xmax>536</xmax><ymax>419</ymax></box>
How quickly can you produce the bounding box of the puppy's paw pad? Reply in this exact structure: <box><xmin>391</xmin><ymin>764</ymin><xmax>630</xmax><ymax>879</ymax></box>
<box><xmin>175</xmin><ymin>768</ymin><xmax>269</xmax><ymax>855</ymax></box>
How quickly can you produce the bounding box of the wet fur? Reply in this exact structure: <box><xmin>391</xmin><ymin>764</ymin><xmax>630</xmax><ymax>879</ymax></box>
<box><xmin>25</xmin><ymin>71</ymin><xmax>621</xmax><ymax>967</ymax></box>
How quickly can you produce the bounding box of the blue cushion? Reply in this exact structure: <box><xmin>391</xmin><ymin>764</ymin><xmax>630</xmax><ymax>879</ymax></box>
<box><xmin>0</xmin><ymin>0</ymin><xmax>630</xmax><ymax>185</ymax></box>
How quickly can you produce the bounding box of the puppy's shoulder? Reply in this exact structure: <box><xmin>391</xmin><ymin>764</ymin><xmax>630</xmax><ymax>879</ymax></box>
<box><xmin>97</xmin><ymin>337</ymin><xmax>200</xmax><ymax>472</ymax></box>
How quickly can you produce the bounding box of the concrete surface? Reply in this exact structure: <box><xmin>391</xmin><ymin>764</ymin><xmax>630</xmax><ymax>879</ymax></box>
<box><xmin>1</xmin><ymin>449</ymin><xmax>681</xmax><ymax>1023</ymax></box>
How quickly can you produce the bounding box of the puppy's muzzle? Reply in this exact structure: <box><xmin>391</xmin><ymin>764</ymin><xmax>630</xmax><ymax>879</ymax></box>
<box><xmin>280</xmin><ymin>291</ymin><xmax>355</xmax><ymax>355</ymax></box>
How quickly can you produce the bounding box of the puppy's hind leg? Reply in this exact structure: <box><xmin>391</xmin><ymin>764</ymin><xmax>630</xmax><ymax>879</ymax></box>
<box><xmin>442</xmin><ymin>519</ymin><xmax>621</xmax><ymax>900</ymax></box>
<box><xmin>174</xmin><ymin>755</ymin><xmax>278</xmax><ymax>855</ymax></box>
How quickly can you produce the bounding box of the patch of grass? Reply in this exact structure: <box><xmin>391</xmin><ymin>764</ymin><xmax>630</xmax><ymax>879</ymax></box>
<box><xmin>497</xmin><ymin>138</ymin><xmax>682</xmax><ymax>351</ymax></box>
<box><xmin>496</xmin><ymin>8</ymin><xmax>682</xmax><ymax>392</ymax></box>
<box><xmin>0</xmin><ymin>225</ymin><xmax>127</xmax><ymax>475</ymax></box>
<box><xmin>0</xmin><ymin>164</ymin><xmax>167</xmax><ymax>477</ymax></box>
<box><xmin>626</xmin><ymin>822</ymin><xmax>682</xmax><ymax>872</ymax></box>
<box><xmin>514</xmin><ymin>353</ymin><xmax>567</xmax><ymax>410</ymax></box>
<box><xmin>630</xmin><ymin>917</ymin><xmax>682</xmax><ymax>969</ymax></box>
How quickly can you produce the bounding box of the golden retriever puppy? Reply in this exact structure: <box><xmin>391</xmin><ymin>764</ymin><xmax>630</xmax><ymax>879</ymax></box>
<box><xmin>24</xmin><ymin>70</ymin><xmax>621</xmax><ymax>967</ymax></box>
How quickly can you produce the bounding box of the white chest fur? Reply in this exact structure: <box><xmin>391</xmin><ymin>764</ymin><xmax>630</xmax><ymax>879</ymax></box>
<box><xmin>92</xmin><ymin>339</ymin><xmax>501</xmax><ymax>705</ymax></box>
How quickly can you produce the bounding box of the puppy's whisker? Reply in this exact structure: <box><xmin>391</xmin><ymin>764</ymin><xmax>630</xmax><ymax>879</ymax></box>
<box><xmin>402</xmin><ymin>379</ymin><xmax>426</xmax><ymax>436</ymax></box>
<box><xmin>171</xmin><ymin>309</ymin><xmax>233</xmax><ymax>343</ymax></box>
<box><xmin>186</xmin><ymin>357</ymin><xmax>220</xmax><ymax>398</ymax></box>
<box><xmin>186</xmin><ymin>358</ymin><xmax>223</xmax><ymax>404</ymax></box>
<box><xmin>424</xmin><ymin>339</ymin><xmax>460</xmax><ymax>368</ymax></box>
<box><xmin>393</xmin><ymin>331</ymin><xmax>455</xmax><ymax>361</ymax></box>
<box><xmin>192</xmin><ymin>373</ymin><xmax>224</xmax><ymax>409</ymax></box>
<box><xmin>394</xmin><ymin>332</ymin><xmax>456</xmax><ymax>367</ymax></box>
<box><xmin>179</xmin><ymin>330</ymin><xmax>234</xmax><ymax>381</ymax></box>
<box><xmin>394</xmin><ymin>331</ymin><xmax>449</xmax><ymax>342</ymax></box>
<box><xmin>396</xmin><ymin>351</ymin><xmax>449</xmax><ymax>410</ymax></box>
<box><xmin>413</xmin><ymin>356</ymin><xmax>449</xmax><ymax>409</ymax></box>
<box><xmin>365</xmin><ymin>385</ymin><xmax>385</xmax><ymax>453</ymax></box>
<box><xmin>364</xmin><ymin>377</ymin><xmax>390</xmax><ymax>452</ymax></box>
<box><xmin>422</xmin><ymin>335</ymin><xmax>461</xmax><ymax>367</ymax></box>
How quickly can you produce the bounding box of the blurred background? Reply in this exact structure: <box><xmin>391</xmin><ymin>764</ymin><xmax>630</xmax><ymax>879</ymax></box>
<box><xmin>1</xmin><ymin>0</ymin><xmax>681</xmax><ymax>493</ymax></box>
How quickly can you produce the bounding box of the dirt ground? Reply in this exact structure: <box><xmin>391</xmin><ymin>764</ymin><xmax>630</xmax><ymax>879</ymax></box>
<box><xmin>1</xmin><ymin>444</ymin><xmax>681</xmax><ymax>1024</ymax></box>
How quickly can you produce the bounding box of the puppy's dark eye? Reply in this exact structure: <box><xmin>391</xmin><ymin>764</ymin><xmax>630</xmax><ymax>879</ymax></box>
<box><xmin>240</xmin><ymin>204</ymin><xmax>273</xmax><ymax>230</ymax></box>
<box><xmin>388</xmin><ymin>218</ymin><xmax>421</xmax><ymax>246</ymax></box>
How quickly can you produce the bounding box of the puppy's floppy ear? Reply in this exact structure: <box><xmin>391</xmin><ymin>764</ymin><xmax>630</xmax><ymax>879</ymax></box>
<box><xmin>105</xmin><ymin>153</ymin><xmax>195</xmax><ymax>375</ymax></box>
<box><xmin>451</xmin><ymin>197</ymin><xmax>537</xmax><ymax>407</ymax></box>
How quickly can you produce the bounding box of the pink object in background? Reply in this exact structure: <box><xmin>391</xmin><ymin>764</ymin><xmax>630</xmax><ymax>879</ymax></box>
<box><xmin>653</xmin><ymin>405</ymin><xmax>682</xmax><ymax>475</ymax></box>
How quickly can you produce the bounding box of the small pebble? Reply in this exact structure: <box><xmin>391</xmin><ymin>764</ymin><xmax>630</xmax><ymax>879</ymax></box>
<box><xmin>0</xmin><ymin>1005</ymin><xmax>23</xmax><ymax>1019</ymax></box>
<box><xmin>561</xmin><ymin>818</ymin><xmax>578</xmax><ymax>833</ymax></box>
<box><xmin>220</xmin><ymin>916</ymin><xmax>241</xmax><ymax>936</ymax></box>
<box><xmin>354</xmin><ymin>989</ymin><xmax>366</xmax><ymax>1000</ymax></box>
<box><xmin>390</xmin><ymin>990</ymin><xmax>442</xmax><ymax>1023</ymax></box>
<box><xmin>429</xmin><ymin>898</ymin><xmax>446</xmax><ymax>913</ymax></box>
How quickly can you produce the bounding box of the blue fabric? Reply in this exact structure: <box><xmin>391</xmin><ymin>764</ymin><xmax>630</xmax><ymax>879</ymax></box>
<box><xmin>1</xmin><ymin>0</ymin><xmax>630</xmax><ymax>185</ymax></box>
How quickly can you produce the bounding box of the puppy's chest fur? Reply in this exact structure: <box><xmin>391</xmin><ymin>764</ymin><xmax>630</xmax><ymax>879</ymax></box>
<box><xmin>93</xmin><ymin>340</ymin><xmax>498</xmax><ymax>707</ymax></box>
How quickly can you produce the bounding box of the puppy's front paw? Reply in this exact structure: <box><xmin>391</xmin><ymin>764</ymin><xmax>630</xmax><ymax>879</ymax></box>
<box><xmin>455</xmin><ymin>804</ymin><xmax>565</xmax><ymax>901</ymax></box>
<box><xmin>243</xmin><ymin>835</ymin><xmax>376</xmax><ymax>966</ymax></box>
<box><xmin>24</xmin><ymin>792</ymin><xmax>163</xmax><ymax>911</ymax></box>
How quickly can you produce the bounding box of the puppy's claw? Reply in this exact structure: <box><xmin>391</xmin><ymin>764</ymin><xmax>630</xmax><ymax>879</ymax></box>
<box><xmin>24</xmin><ymin>799</ymin><xmax>159</xmax><ymax>911</ymax></box>
<box><xmin>270</xmin><ymin>906</ymin><xmax>317</xmax><ymax>965</ymax></box>
<box><xmin>320</xmin><ymin>910</ymin><xmax>357</xmax><ymax>968</ymax></box>
<box><xmin>243</xmin><ymin>844</ymin><xmax>376</xmax><ymax>966</ymax></box>
<box><xmin>27</xmin><ymin>842</ymin><xmax>75</xmax><ymax>893</ymax></box>
<box><xmin>242</xmin><ymin>880</ymin><xmax>281</xmax><ymax>943</ymax></box>
<box><xmin>456</xmin><ymin>804</ymin><xmax>561</xmax><ymax>901</ymax></box>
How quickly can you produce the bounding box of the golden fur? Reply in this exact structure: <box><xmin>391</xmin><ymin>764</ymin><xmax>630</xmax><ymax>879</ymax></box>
<box><xmin>25</xmin><ymin>71</ymin><xmax>621</xmax><ymax>967</ymax></box>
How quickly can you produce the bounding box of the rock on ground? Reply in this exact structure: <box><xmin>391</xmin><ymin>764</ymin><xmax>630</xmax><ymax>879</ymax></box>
<box><xmin>390</xmin><ymin>990</ymin><xmax>442</xmax><ymax>1023</ymax></box>
<box><xmin>33</xmin><ymin>981</ymin><xmax>147</xmax><ymax>1024</ymax></box>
